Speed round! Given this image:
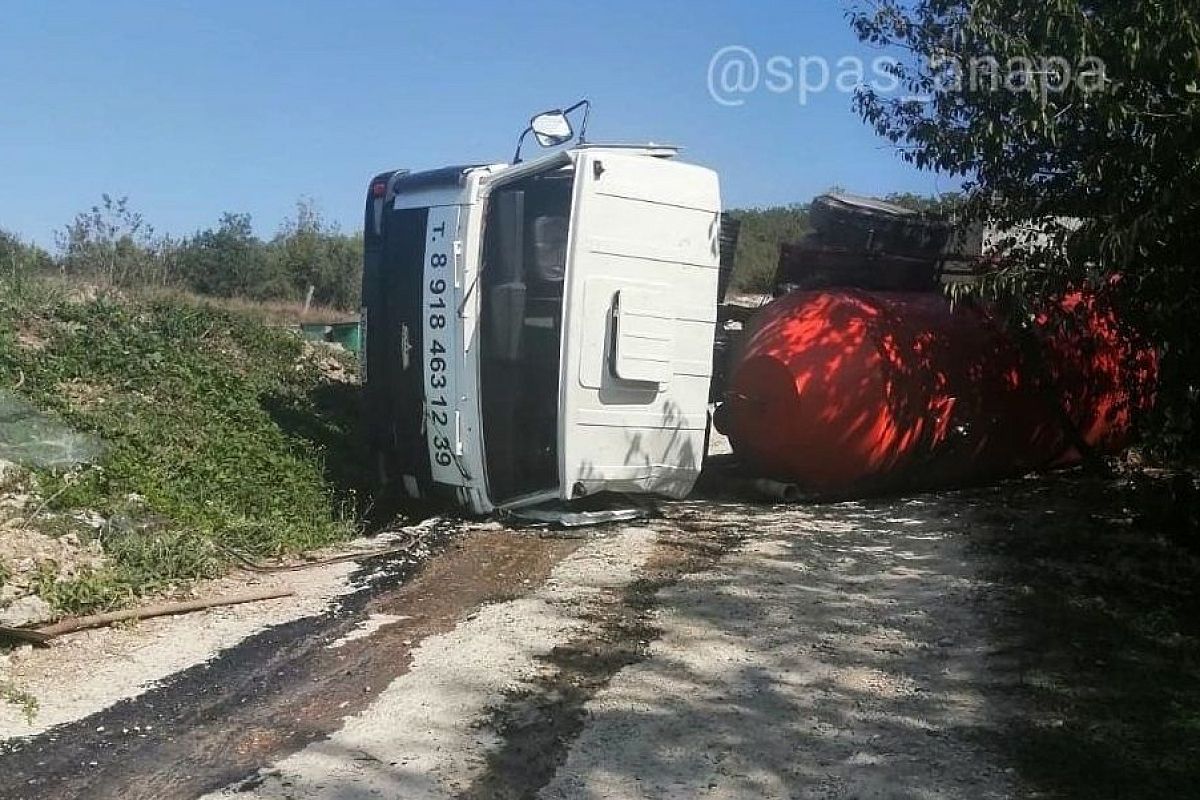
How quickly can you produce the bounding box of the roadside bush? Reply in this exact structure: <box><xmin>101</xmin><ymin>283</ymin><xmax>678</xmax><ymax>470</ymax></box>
<box><xmin>40</xmin><ymin>195</ymin><xmax>365</xmax><ymax>311</ymax></box>
<box><xmin>1</xmin><ymin>229</ymin><xmax>54</xmax><ymax>284</ymax></box>
<box><xmin>55</xmin><ymin>194</ymin><xmax>170</xmax><ymax>288</ymax></box>
<box><xmin>0</xmin><ymin>286</ymin><xmax>361</xmax><ymax>613</ymax></box>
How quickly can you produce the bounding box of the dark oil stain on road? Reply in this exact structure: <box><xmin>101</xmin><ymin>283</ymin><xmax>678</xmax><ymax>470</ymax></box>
<box><xmin>0</xmin><ymin>525</ymin><xmax>580</xmax><ymax>800</ymax></box>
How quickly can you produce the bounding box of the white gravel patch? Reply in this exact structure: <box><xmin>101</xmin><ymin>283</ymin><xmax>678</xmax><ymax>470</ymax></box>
<box><xmin>325</xmin><ymin>613</ymin><xmax>410</xmax><ymax>649</ymax></box>
<box><xmin>202</xmin><ymin>526</ymin><xmax>659</xmax><ymax>800</ymax></box>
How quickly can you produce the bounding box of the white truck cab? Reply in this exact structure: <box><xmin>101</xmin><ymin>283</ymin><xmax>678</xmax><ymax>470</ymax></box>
<box><xmin>362</xmin><ymin>109</ymin><xmax>722</xmax><ymax>515</ymax></box>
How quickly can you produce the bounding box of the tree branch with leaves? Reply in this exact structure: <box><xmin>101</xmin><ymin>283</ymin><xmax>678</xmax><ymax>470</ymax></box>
<box><xmin>849</xmin><ymin>0</ymin><xmax>1200</xmax><ymax>454</ymax></box>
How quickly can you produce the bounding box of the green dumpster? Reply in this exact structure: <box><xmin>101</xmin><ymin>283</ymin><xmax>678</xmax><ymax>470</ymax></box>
<box><xmin>299</xmin><ymin>322</ymin><xmax>362</xmax><ymax>356</ymax></box>
<box><xmin>327</xmin><ymin>322</ymin><xmax>362</xmax><ymax>354</ymax></box>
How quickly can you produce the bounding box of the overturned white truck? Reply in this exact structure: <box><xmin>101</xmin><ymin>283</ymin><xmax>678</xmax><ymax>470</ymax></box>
<box><xmin>361</xmin><ymin>104</ymin><xmax>726</xmax><ymax>515</ymax></box>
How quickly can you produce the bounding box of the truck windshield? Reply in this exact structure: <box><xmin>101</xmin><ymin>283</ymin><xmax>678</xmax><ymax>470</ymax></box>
<box><xmin>479</xmin><ymin>169</ymin><xmax>574</xmax><ymax>503</ymax></box>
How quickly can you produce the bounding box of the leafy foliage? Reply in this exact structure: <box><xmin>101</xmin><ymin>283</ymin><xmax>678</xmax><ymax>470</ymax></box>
<box><xmin>42</xmin><ymin>196</ymin><xmax>364</xmax><ymax>311</ymax></box>
<box><xmin>728</xmin><ymin>204</ymin><xmax>812</xmax><ymax>293</ymax></box>
<box><xmin>0</xmin><ymin>281</ymin><xmax>363</xmax><ymax>613</ymax></box>
<box><xmin>1</xmin><ymin>230</ymin><xmax>55</xmax><ymax>296</ymax></box>
<box><xmin>56</xmin><ymin>194</ymin><xmax>169</xmax><ymax>288</ymax></box>
<box><xmin>849</xmin><ymin>0</ymin><xmax>1200</xmax><ymax>455</ymax></box>
<box><xmin>175</xmin><ymin>212</ymin><xmax>284</xmax><ymax>300</ymax></box>
<box><xmin>267</xmin><ymin>198</ymin><xmax>363</xmax><ymax>309</ymax></box>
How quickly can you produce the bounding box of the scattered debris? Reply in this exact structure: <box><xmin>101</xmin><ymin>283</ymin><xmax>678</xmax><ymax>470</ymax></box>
<box><xmin>215</xmin><ymin>524</ymin><xmax>436</xmax><ymax>573</ymax></box>
<box><xmin>297</xmin><ymin>340</ymin><xmax>356</xmax><ymax>384</ymax></box>
<box><xmin>1</xmin><ymin>493</ymin><xmax>108</xmax><ymax>630</ymax></box>
<box><xmin>0</xmin><ymin>390</ymin><xmax>104</xmax><ymax>469</ymax></box>
<box><xmin>510</xmin><ymin>506</ymin><xmax>649</xmax><ymax>528</ymax></box>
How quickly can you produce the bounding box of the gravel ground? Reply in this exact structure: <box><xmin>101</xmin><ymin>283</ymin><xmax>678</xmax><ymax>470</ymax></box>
<box><xmin>541</xmin><ymin>501</ymin><xmax>1014</xmax><ymax>799</ymax></box>
<box><xmin>179</xmin><ymin>497</ymin><xmax>1019</xmax><ymax>800</ymax></box>
<box><xmin>201</xmin><ymin>525</ymin><xmax>660</xmax><ymax>800</ymax></box>
<box><xmin>0</xmin><ymin>522</ymin><xmax>447</xmax><ymax>739</ymax></box>
<box><xmin>6</xmin><ymin>472</ymin><xmax>1199</xmax><ymax>800</ymax></box>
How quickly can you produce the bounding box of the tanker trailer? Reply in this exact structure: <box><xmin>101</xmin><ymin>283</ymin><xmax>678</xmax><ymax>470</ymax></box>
<box><xmin>715</xmin><ymin>195</ymin><xmax>1156</xmax><ymax>497</ymax></box>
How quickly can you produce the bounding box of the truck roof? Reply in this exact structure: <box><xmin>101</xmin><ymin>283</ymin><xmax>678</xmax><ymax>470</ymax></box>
<box><xmin>392</xmin><ymin>164</ymin><xmax>483</xmax><ymax>193</ymax></box>
<box><xmin>390</xmin><ymin>145</ymin><xmax>683</xmax><ymax>197</ymax></box>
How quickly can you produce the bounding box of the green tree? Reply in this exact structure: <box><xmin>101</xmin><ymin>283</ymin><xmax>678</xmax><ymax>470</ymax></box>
<box><xmin>0</xmin><ymin>229</ymin><xmax>53</xmax><ymax>283</ymax></box>
<box><xmin>269</xmin><ymin>198</ymin><xmax>363</xmax><ymax>310</ymax></box>
<box><xmin>729</xmin><ymin>204</ymin><xmax>812</xmax><ymax>293</ymax></box>
<box><xmin>177</xmin><ymin>213</ymin><xmax>284</xmax><ymax>299</ymax></box>
<box><xmin>850</xmin><ymin>0</ymin><xmax>1200</xmax><ymax>453</ymax></box>
<box><xmin>56</xmin><ymin>195</ymin><xmax>165</xmax><ymax>287</ymax></box>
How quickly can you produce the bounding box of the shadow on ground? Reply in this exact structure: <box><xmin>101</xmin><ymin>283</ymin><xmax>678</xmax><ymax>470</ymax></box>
<box><xmin>529</xmin><ymin>498</ymin><xmax>1018</xmax><ymax>799</ymax></box>
<box><xmin>960</xmin><ymin>474</ymin><xmax>1200</xmax><ymax>799</ymax></box>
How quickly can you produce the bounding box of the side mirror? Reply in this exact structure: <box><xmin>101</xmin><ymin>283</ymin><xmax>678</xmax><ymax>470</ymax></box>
<box><xmin>530</xmin><ymin>110</ymin><xmax>573</xmax><ymax>147</ymax></box>
<box><xmin>512</xmin><ymin>99</ymin><xmax>591</xmax><ymax>163</ymax></box>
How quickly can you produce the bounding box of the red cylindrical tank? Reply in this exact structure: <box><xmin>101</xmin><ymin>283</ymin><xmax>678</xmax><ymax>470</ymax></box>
<box><xmin>720</xmin><ymin>289</ymin><xmax>1155</xmax><ymax>496</ymax></box>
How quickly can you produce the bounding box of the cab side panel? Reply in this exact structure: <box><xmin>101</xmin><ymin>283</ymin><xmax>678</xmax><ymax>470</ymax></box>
<box><xmin>560</xmin><ymin>154</ymin><xmax>722</xmax><ymax>499</ymax></box>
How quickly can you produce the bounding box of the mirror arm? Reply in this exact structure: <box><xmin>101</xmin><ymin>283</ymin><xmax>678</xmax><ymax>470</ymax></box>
<box><xmin>564</xmin><ymin>99</ymin><xmax>591</xmax><ymax>144</ymax></box>
<box><xmin>512</xmin><ymin>126</ymin><xmax>533</xmax><ymax>164</ymax></box>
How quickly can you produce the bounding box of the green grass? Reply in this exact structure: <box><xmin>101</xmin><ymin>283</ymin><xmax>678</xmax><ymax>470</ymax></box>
<box><xmin>0</xmin><ymin>680</ymin><xmax>38</xmax><ymax>723</ymax></box>
<box><xmin>0</xmin><ymin>279</ymin><xmax>364</xmax><ymax>614</ymax></box>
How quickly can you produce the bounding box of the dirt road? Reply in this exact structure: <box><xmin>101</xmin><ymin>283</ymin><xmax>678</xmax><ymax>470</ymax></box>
<box><xmin>538</xmin><ymin>499</ymin><xmax>1013</xmax><ymax>800</ymax></box>
<box><xmin>2</xmin><ymin>475</ymin><xmax>1199</xmax><ymax>799</ymax></box>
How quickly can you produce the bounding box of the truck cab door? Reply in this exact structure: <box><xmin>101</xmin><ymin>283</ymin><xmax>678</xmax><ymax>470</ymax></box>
<box><xmin>559</xmin><ymin>151</ymin><xmax>722</xmax><ymax>500</ymax></box>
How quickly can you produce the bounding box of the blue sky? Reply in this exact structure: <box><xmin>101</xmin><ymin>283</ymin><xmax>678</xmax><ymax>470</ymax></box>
<box><xmin>0</xmin><ymin>1</ymin><xmax>950</xmax><ymax>246</ymax></box>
